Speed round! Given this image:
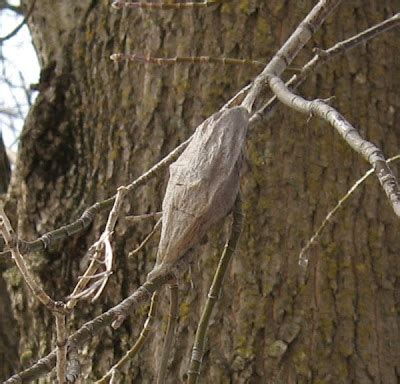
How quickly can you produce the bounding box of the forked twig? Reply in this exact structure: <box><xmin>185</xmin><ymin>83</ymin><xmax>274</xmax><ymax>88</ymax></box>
<box><xmin>66</xmin><ymin>187</ymin><xmax>129</xmax><ymax>308</ymax></box>
<box><xmin>187</xmin><ymin>196</ymin><xmax>243</xmax><ymax>383</ymax></box>
<box><xmin>0</xmin><ymin>207</ymin><xmax>69</xmax><ymax>382</ymax></box>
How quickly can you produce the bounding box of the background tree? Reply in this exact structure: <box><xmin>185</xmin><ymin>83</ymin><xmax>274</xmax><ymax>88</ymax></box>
<box><xmin>1</xmin><ymin>0</ymin><xmax>400</xmax><ymax>383</ymax></box>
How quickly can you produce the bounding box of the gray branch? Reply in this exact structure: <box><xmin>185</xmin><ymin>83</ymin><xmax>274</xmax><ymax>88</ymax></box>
<box><xmin>268</xmin><ymin>75</ymin><xmax>400</xmax><ymax>220</ymax></box>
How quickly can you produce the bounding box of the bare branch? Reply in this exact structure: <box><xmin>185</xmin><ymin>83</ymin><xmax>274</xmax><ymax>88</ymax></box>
<box><xmin>242</xmin><ymin>0</ymin><xmax>343</xmax><ymax>111</ymax></box>
<box><xmin>250</xmin><ymin>12</ymin><xmax>400</xmax><ymax>125</ymax></box>
<box><xmin>128</xmin><ymin>218</ymin><xmax>162</xmax><ymax>258</ymax></box>
<box><xmin>187</xmin><ymin>196</ymin><xmax>243</xmax><ymax>383</ymax></box>
<box><xmin>112</xmin><ymin>0</ymin><xmax>231</xmax><ymax>10</ymax></box>
<box><xmin>0</xmin><ymin>138</ymin><xmax>191</xmax><ymax>255</ymax></box>
<box><xmin>55</xmin><ymin>313</ymin><xmax>67</xmax><ymax>384</ymax></box>
<box><xmin>0</xmin><ymin>0</ymin><xmax>36</xmax><ymax>43</ymax></box>
<box><xmin>0</xmin><ymin>206</ymin><xmax>65</xmax><ymax>313</ymax></box>
<box><xmin>95</xmin><ymin>292</ymin><xmax>160</xmax><ymax>384</ymax></box>
<box><xmin>111</xmin><ymin>53</ymin><xmax>265</xmax><ymax>68</ymax></box>
<box><xmin>4</xmin><ymin>271</ymin><xmax>175</xmax><ymax>383</ymax></box>
<box><xmin>268</xmin><ymin>75</ymin><xmax>400</xmax><ymax>233</ymax></box>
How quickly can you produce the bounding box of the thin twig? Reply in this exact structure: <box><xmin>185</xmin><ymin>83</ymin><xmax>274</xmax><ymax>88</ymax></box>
<box><xmin>299</xmin><ymin>154</ymin><xmax>400</xmax><ymax>266</ymax></box>
<box><xmin>157</xmin><ymin>281</ymin><xmax>178</xmax><ymax>384</ymax></box>
<box><xmin>125</xmin><ymin>211</ymin><xmax>162</xmax><ymax>223</ymax></box>
<box><xmin>0</xmin><ymin>0</ymin><xmax>36</xmax><ymax>43</ymax></box>
<box><xmin>112</xmin><ymin>0</ymin><xmax>230</xmax><ymax>10</ymax></box>
<box><xmin>128</xmin><ymin>218</ymin><xmax>162</xmax><ymax>258</ymax></box>
<box><xmin>91</xmin><ymin>186</ymin><xmax>128</xmax><ymax>302</ymax></box>
<box><xmin>95</xmin><ymin>292</ymin><xmax>160</xmax><ymax>384</ymax></box>
<box><xmin>187</xmin><ymin>196</ymin><xmax>243</xmax><ymax>383</ymax></box>
<box><xmin>111</xmin><ymin>53</ymin><xmax>265</xmax><ymax>68</ymax></box>
<box><xmin>0</xmin><ymin>206</ymin><xmax>64</xmax><ymax>313</ymax></box>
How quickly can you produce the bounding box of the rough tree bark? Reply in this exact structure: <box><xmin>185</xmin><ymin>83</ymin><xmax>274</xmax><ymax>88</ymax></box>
<box><xmin>1</xmin><ymin>0</ymin><xmax>400</xmax><ymax>382</ymax></box>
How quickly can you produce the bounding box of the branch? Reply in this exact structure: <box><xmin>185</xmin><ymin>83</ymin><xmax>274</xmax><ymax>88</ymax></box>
<box><xmin>95</xmin><ymin>292</ymin><xmax>160</xmax><ymax>384</ymax></box>
<box><xmin>110</xmin><ymin>53</ymin><xmax>265</xmax><ymax>68</ymax></box>
<box><xmin>66</xmin><ymin>186</ymin><xmax>128</xmax><ymax>307</ymax></box>
<box><xmin>112</xmin><ymin>0</ymin><xmax>231</xmax><ymax>10</ymax></box>
<box><xmin>250</xmin><ymin>12</ymin><xmax>400</xmax><ymax>125</ymax></box>
<box><xmin>187</xmin><ymin>196</ymin><xmax>243</xmax><ymax>383</ymax></box>
<box><xmin>4</xmin><ymin>271</ymin><xmax>175</xmax><ymax>383</ymax></box>
<box><xmin>0</xmin><ymin>206</ymin><xmax>64</xmax><ymax>313</ymax></box>
<box><xmin>128</xmin><ymin>218</ymin><xmax>162</xmax><ymax>258</ymax></box>
<box><xmin>241</xmin><ymin>0</ymin><xmax>343</xmax><ymax>111</ymax></box>
<box><xmin>268</xmin><ymin>75</ymin><xmax>400</xmax><ymax>229</ymax></box>
<box><xmin>0</xmin><ymin>0</ymin><xmax>36</xmax><ymax>43</ymax></box>
<box><xmin>0</xmin><ymin>206</ymin><xmax>70</xmax><ymax>382</ymax></box>
<box><xmin>55</xmin><ymin>313</ymin><xmax>67</xmax><ymax>384</ymax></box>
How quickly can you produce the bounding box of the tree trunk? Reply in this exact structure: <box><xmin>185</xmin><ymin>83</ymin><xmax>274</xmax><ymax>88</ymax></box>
<box><xmin>2</xmin><ymin>0</ymin><xmax>400</xmax><ymax>382</ymax></box>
